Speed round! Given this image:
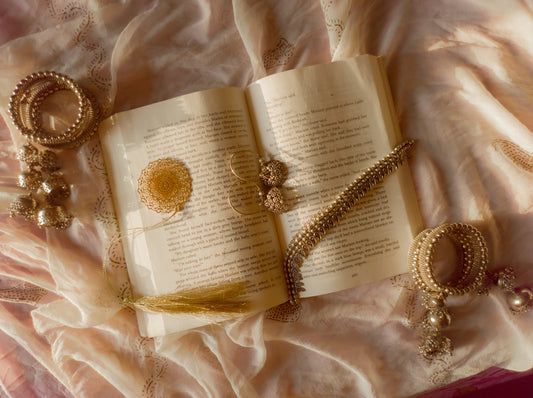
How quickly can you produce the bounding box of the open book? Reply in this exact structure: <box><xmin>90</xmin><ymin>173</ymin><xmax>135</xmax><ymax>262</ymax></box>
<box><xmin>99</xmin><ymin>55</ymin><xmax>422</xmax><ymax>337</ymax></box>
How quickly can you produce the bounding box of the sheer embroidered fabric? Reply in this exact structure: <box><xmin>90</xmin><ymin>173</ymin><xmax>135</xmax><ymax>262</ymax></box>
<box><xmin>0</xmin><ymin>1</ymin><xmax>533</xmax><ymax>397</ymax></box>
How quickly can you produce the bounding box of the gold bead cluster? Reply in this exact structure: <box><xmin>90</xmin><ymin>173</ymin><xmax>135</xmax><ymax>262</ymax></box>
<box><xmin>283</xmin><ymin>140</ymin><xmax>415</xmax><ymax>304</ymax></box>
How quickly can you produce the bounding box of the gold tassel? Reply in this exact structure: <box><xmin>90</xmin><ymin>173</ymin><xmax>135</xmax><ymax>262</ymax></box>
<box><xmin>103</xmin><ymin>219</ymin><xmax>250</xmax><ymax>316</ymax></box>
<box><xmin>122</xmin><ymin>281</ymin><xmax>250</xmax><ymax>315</ymax></box>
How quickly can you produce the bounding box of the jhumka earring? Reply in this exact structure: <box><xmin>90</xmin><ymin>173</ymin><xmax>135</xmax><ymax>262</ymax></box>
<box><xmin>7</xmin><ymin>71</ymin><xmax>101</xmax><ymax>229</ymax></box>
<box><xmin>489</xmin><ymin>266</ymin><xmax>532</xmax><ymax>314</ymax></box>
<box><xmin>9</xmin><ymin>143</ymin><xmax>72</xmax><ymax>229</ymax></box>
<box><xmin>228</xmin><ymin>151</ymin><xmax>288</xmax><ymax>215</ymax></box>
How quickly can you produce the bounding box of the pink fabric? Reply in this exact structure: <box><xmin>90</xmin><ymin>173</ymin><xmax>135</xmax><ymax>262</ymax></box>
<box><xmin>0</xmin><ymin>1</ymin><xmax>533</xmax><ymax>396</ymax></box>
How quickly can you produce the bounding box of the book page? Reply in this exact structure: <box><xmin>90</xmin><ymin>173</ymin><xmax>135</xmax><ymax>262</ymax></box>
<box><xmin>99</xmin><ymin>87</ymin><xmax>287</xmax><ymax>337</ymax></box>
<box><xmin>246</xmin><ymin>55</ymin><xmax>422</xmax><ymax>298</ymax></box>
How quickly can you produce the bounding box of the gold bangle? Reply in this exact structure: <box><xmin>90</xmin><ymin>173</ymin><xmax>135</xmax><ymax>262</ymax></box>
<box><xmin>8</xmin><ymin>71</ymin><xmax>101</xmax><ymax>148</ymax></box>
<box><xmin>408</xmin><ymin>223</ymin><xmax>488</xmax><ymax>297</ymax></box>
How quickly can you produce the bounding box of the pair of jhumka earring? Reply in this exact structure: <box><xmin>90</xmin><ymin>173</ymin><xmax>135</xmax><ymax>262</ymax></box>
<box><xmin>408</xmin><ymin>223</ymin><xmax>532</xmax><ymax>359</ymax></box>
<box><xmin>9</xmin><ymin>143</ymin><xmax>71</xmax><ymax>229</ymax></box>
<box><xmin>7</xmin><ymin>71</ymin><xmax>101</xmax><ymax>229</ymax></box>
<box><xmin>228</xmin><ymin>151</ymin><xmax>289</xmax><ymax>215</ymax></box>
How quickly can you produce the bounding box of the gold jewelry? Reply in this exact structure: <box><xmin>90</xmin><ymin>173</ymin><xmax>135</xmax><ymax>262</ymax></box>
<box><xmin>227</xmin><ymin>180</ymin><xmax>264</xmax><ymax>216</ymax></box>
<box><xmin>10</xmin><ymin>143</ymin><xmax>72</xmax><ymax>229</ymax></box>
<box><xmin>408</xmin><ymin>223</ymin><xmax>488</xmax><ymax>359</ymax></box>
<box><xmin>284</xmin><ymin>140</ymin><xmax>415</xmax><ymax>304</ymax></box>
<box><xmin>137</xmin><ymin>158</ymin><xmax>192</xmax><ymax>214</ymax></box>
<box><xmin>9</xmin><ymin>194</ymin><xmax>37</xmax><ymax>221</ymax></box>
<box><xmin>228</xmin><ymin>150</ymin><xmax>288</xmax><ymax>215</ymax></box>
<box><xmin>36</xmin><ymin>205</ymin><xmax>72</xmax><ymax>229</ymax></box>
<box><xmin>262</xmin><ymin>186</ymin><xmax>286</xmax><ymax>214</ymax></box>
<box><xmin>259</xmin><ymin>159</ymin><xmax>288</xmax><ymax>187</ymax></box>
<box><xmin>42</xmin><ymin>172</ymin><xmax>71</xmax><ymax>204</ymax></box>
<box><xmin>7</xmin><ymin>71</ymin><xmax>101</xmax><ymax>229</ymax></box>
<box><xmin>17</xmin><ymin>142</ymin><xmax>40</xmax><ymax>165</ymax></box>
<box><xmin>17</xmin><ymin>168</ymin><xmax>43</xmax><ymax>191</ymax></box>
<box><xmin>38</xmin><ymin>150</ymin><xmax>60</xmax><ymax>171</ymax></box>
<box><xmin>229</xmin><ymin>150</ymin><xmax>261</xmax><ymax>183</ymax></box>
<box><xmin>490</xmin><ymin>267</ymin><xmax>532</xmax><ymax>314</ymax></box>
<box><xmin>8</xmin><ymin>71</ymin><xmax>101</xmax><ymax>148</ymax></box>
<box><xmin>227</xmin><ymin>181</ymin><xmax>287</xmax><ymax>215</ymax></box>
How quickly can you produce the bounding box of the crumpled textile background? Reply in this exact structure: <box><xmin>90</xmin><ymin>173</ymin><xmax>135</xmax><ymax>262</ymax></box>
<box><xmin>1</xmin><ymin>1</ymin><xmax>533</xmax><ymax>397</ymax></box>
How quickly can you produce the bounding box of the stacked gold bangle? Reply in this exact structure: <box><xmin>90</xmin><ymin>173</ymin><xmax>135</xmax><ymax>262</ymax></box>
<box><xmin>408</xmin><ymin>223</ymin><xmax>488</xmax><ymax>359</ymax></box>
<box><xmin>8</xmin><ymin>71</ymin><xmax>100</xmax><ymax>148</ymax></box>
<box><xmin>409</xmin><ymin>223</ymin><xmax>488</xmax><ymax>297</ymax></box>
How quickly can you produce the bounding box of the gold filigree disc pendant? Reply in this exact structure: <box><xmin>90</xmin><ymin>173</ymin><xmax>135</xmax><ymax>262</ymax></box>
<box><xmin>137</xmin><ymin>158</ymin><xmax>192</xmax><ymax>213</ymax></box>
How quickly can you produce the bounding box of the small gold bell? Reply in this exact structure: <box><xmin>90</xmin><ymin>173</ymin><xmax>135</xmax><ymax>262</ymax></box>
<box><xmin>42</xmin><ymin>172</ymin><xmax>70</xmax><ymax>202</ymax></box>
<box><xmin>38</xmin><ymin>150</ymin><xmax>60</xmax><ymax>171</ymax></box>
<box><xmin>17</xmin><ymin>143</ymin><xmax>39</xmax><ymax>165</ymax></box>
<box><xmin>9</xmin><ymin>195</ymin><xmax>37</xmax><ymax>220</ymax></box>
<box><xmin>419</xmin><ymin>331</ymin><xmax>453</xmax><ymax>359</ymax></box>
<box><xmin>37</xmin><ymin>205</ymin><xmax>72</xmax><ymax>229</ymax></box>
<box><xmin>18</xmin><ymin>169</ymin><xmax>42</xmax><ymax>191</ymax></box>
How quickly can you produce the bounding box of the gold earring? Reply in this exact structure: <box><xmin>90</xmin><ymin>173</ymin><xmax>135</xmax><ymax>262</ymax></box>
<box><xmin>259</xmin><ymin>159</ymin><xmax>288</xmax><ymax>187</ymax></box>
<box><xmin>227</xmin><ymin>180</ymin><xmax>264</xmax><ymax>216</ymax></box>
<box><xmin>228</xmin><ymin>150</ymin><xmax>288</xmax><ymax>215</ymax></box>
<box><xmin>263</xmin><ymin>186</ymin><xmax>286</xmax><ymax>214</ymax></box>
<box><xmin>490</xmin><ymin>267</ymin><xmax>532</xmax><ymax>314</ymax></box>
<box><xmin>137</xmin><ymin>158</ymin><xmax>192</xmax><ymax>214</ymax></box>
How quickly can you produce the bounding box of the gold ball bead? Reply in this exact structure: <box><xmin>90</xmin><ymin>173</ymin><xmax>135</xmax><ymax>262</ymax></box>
<box><xmin>427</xmin><ymin>308</ymin><xmax>451</xmax><ymax>330</ymax></box>
<box><xmin>507</xmin><ymin>289</ymin><xmax>532</xmax><ymax>312</ymax></box>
